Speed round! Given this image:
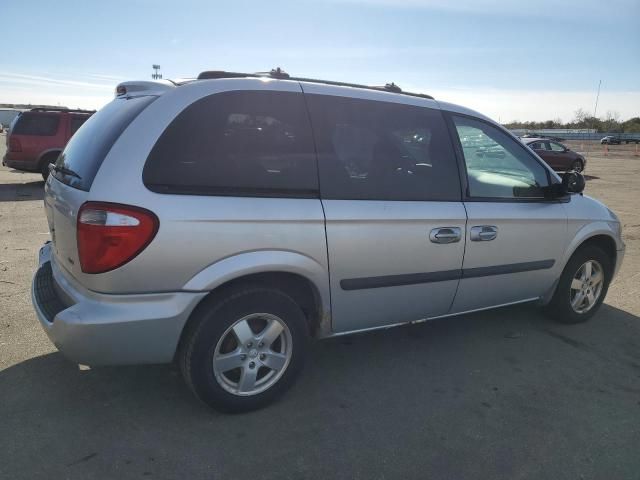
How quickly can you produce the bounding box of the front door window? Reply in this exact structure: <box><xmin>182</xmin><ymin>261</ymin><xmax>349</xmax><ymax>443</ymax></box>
<box><xmin>453</xmin><ymin>116</ymin><xmax>550</xmax><ymax>199</ymax></box>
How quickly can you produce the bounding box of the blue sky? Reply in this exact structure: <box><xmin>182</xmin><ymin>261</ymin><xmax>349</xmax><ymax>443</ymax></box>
<box><xmin>1</xmin><ymin>0</ymin><xmax>638</xmax><ymax>122</ymax></box>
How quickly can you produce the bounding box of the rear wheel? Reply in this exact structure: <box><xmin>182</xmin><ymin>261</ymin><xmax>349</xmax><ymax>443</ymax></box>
<box><xmin>547</xmin><ymin>245</ymin><xmax>612</xmax><ymax>324</ymax></box>
<box><xmin>179</xmin><ymin>286</ymin><xmax>308</xmax><ymax>413</ymax></box>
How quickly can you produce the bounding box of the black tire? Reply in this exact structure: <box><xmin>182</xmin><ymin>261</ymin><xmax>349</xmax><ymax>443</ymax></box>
<box><xmin>547</xmin><ymin>245</ymin><xmax>612</xmax><ymax>324</ymax></box>
<box><xmin>41</xmin><ymin>161</ymin><xmax>51</xmax><ymax>180</ymax></box>
<box><xmin>178</xmin><ymin>286</ymin><xmax>308</xmax><ymax>413</ymax></box>
<box><xmin>39</xmin><ymin>153</ymin><xmax>59</xmax><ymax>180</ymax></box>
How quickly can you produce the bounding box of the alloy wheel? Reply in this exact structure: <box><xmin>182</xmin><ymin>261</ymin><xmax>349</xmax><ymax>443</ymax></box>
<box><xmin>569</xmin><ymin>260</ymin><xmax>604</xmax><ymax>314</ymax></box>
<box><xmin>213</xmin><ymin>313</ymin><xmax>293</xmax><ymax>396</ymax></box>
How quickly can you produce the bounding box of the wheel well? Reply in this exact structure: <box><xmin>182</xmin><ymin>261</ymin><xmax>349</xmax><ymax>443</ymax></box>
<box><xmin>577</xmin><ymin>234</ymin><xmax>617</xmax><ymax>267</ymax></box>
<box><xmin>180</xmin><ymin>272</ymin><xmax>323</xmax><ymax>350</ymax></box>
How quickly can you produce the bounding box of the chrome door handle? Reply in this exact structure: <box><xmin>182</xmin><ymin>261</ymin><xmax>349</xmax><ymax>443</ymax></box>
<box><xmin>429</xmin><ymin>227</ymin><xmax>462</xmax><ymax>244</ymax></box>
<box><xmin>470</xmin><ymin>225</ymin><xmax>498</xmax><ymax>241</ymax></box>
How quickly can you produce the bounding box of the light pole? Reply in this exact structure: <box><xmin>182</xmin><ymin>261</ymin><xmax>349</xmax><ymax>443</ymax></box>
<box><xmin>152</xmin><ymin>64</ymin><xmax>162</xmax><ymax>80</ymax></box>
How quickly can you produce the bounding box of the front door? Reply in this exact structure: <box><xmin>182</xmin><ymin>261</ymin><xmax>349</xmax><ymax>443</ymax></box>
<box><xmin>303</xmin><ymin>88</ymin><xmax>466</xmax><ymax>333</ymax></box>
<box><xmin>448</xmin><ymin>115</ymin><xmax>568</xmax><ymax>313</ymax></box>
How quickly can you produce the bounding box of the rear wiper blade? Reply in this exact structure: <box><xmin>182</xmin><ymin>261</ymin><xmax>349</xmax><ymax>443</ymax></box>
<box><xmin>52</xmin><ymin>164</ymin><xmax>82</xmax><ymax>180</ymax></box>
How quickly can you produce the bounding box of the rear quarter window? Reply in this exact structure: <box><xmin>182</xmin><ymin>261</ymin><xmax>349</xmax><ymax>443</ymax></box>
<box><xmin>12</xmin><ymin>113</ymin><xmax>60</xmax><ymax>136</ymax></box>
<box><xmin>54</xmin><ymin>96</ymin><xmax>156</xmax><ymax>191</ymax></box>
<box><xmin>143</xmin><ymin>90</ymin><xmax>318</xmax><ymax>197</ymax></box>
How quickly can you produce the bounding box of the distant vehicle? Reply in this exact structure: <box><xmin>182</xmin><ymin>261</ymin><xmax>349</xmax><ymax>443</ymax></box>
<box><xmin>2</xmin><ymin>107</ymin><xmax>94</xmax><ymax>179</ymax></box>
<box><xmin>32</xmin><ymin>70</ymin><xmax>623</xmax><ymax>412</ymax></box>
<box><xmin>600</xmin><ymin>135</ymin><xmax>640</xmax><ymax>145</ymax></box>
<box><xmin>523</xmin><ymin>138</ymin><xmax>586</xmax><ymax>172</ymax></box>
<box><xmin>601</xmin><ymin>136</ymin><xmax>621</xmax><ymax>145</ymax></box>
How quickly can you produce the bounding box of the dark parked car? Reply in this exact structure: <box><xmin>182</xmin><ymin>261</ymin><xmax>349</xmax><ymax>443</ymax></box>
<box><xmin>524</xmin><ymin>138</ymin><xmax>586</xmax><ymax>172</ymax></box>
<box><xmin>2</xmin><ymin>107</ymin><xmax>94</xmax><ymax>179</ymax></box>
<box><xmin>600</xmin><ymin>136</ymin><xmax>621</xmax><ymax>145</ymax></box>
<box><xmin>601</xmin><ymin>135</ymin><xmax>640</xmax><ymax>145</ymax></box>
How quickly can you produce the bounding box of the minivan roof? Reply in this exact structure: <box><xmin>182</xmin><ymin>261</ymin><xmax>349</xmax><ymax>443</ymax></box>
<box><xmin>116</xmin><ymin>68</ymin><xmax>435</xmax><ymax>102</ymax></box>
<box><xmin>194</xmin><ymin>68</ymin><xmax>435</xmax><ymax>101</ymax></box>
<box><xmin>114</xmin><ymin>69</ymin><xmax>498</xmax><ymax>126</ymax></box>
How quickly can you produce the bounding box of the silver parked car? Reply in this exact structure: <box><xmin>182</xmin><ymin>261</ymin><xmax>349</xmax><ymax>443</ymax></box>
<box><xmin>32</xmin><ymin>69</ymin><xmax>625</xmax><ymax>412</ymax></box>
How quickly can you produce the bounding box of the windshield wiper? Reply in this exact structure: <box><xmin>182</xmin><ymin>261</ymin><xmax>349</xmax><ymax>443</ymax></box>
<box><xmin>52</xmin><ymin>165</ymin><xmax>82</xmax><ymax>180</ymax></box>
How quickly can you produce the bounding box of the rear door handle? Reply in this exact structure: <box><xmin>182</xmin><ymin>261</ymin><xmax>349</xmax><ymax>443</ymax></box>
<box><xmin>470</xmin><ymin>225</ymin><xmax>498</xmax><ymax>241</ymax></box>
<box><xmin>429</xmin><ymin>227</ymin><xmax>462</xmax><ymax>244</ymax></box>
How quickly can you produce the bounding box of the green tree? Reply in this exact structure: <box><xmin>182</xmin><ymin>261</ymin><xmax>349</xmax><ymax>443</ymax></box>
<box><xmin>622</xmin><ymin>117</ymin><xmax>640</xmax><ymax>133</ymax></box>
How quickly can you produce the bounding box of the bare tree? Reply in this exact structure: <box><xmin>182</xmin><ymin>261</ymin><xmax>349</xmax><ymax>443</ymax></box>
<box><xmin>573</xmin><ymin>108</ymin><xmax>589</xmax><ymax>127</ymax></box>
<box><xmin>604</xmin><ymin>110</ymin><xmax>621</xmax><ymax>132</ymax></box>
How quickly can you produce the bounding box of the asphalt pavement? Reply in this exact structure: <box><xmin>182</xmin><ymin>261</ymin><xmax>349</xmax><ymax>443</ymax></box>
<box><xmin>1</xmin><ymin>136</ymin><xmax>639</xmax><ymax>480</ymax></box>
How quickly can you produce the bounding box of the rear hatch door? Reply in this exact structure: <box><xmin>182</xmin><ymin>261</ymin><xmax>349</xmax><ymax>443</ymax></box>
<box><xmin>44</xmin><ymin>95</ymin><xmax>157</xmax><ymax>281</ymax></box>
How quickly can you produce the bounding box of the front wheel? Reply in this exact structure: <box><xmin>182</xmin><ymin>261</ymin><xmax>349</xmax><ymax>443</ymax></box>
<box><xmin>547</xmin><ymin>245</ymin><xmax>612</xmax><ymax>324</ymax></box>
<box><xmin>179</xmin><ymin>286</ymin><xmax>309</xmax><ymax>413</ymax></box>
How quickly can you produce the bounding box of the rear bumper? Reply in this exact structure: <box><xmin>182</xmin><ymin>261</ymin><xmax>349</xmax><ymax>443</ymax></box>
<box><xmin>31</xmin><ymin>243</ymin><xmax>207</xmax><ymax>366</ymax></box>
<box><xmin>2</xmin><ymin>154</ymin><xmax>38</xmax><ymax>171</ymax></box>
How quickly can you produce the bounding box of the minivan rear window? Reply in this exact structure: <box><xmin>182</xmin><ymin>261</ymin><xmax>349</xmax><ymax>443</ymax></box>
<box><xmin>12</xmin><ymin>113</ymin><xmax>60</xmax><ymax>136</ymax></box>
<box><xmin>53</xmin><ymin>96</ymin><xmax>156</xmax><ymax>191</ymax></box>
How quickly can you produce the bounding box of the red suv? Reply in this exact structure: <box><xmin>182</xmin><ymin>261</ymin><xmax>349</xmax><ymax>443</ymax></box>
<box><xmin>3</xmin><ymin>108</ymin><xmax>94</xmax><ymax>179</ymax></box>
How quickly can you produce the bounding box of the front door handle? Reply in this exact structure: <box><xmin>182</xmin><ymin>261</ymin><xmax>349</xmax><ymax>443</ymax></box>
<box><xmin>470</xmin><ymin>225</ymin><xmax>498</xmax><ymax>241</ymax></box>
<box><xmin>429</xmin><ymin>227</ymin><xmax>462</xmax><ymax>244</ymax></box>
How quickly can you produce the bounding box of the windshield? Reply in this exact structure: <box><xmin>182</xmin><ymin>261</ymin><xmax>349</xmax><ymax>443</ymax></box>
<box><xmin>53</xmin><ymin>95</ymin><xmax>156</xmax><ymax>191</ymax></box>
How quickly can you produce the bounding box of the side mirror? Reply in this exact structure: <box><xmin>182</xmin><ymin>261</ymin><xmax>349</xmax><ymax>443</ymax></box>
<box><xmin>562</xmin><ymin>171</ymin><xmax>585</xmax><ymax>194</ymax></box>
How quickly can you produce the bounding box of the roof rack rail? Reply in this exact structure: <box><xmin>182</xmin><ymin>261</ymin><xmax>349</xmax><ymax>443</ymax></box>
<box><xmin>196</xmin><ymin>68</ymin><xmax>434</xmax><ymax>100</ymax></box>
<box><xmin>30</xmin><ymin>107</ymin><xmax>96</xmax><ymax>114</ymax></box>
<box><xmin>196</xmin><ymin>71</ymin><xmax>254</xmax><ymax>80</ymax></box>
<box><xmin>383</xmin><ymin>82</ymin><xmax>402</xmax><ymax>93</ymax></box>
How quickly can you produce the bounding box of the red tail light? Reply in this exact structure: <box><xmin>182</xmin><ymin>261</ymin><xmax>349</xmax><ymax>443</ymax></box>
<box><xmin>77</xmin><ymin>202</ymin><xmax>159</xmax><ymax>274</ymax></box>
<box><xmin>9</xmin><ymin>137</ymin><xmax>22</xmax><ymax>152</ymax></box>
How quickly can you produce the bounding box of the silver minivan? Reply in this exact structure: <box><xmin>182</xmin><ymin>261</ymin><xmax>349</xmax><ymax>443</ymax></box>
<box><xmin>32</xmin><ymin>69</ymin><xmax>625</xmax><ymax>412</ymax></box>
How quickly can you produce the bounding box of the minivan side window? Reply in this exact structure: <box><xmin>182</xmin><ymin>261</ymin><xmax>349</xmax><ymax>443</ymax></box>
<box><xmin>452</xmin><ymin>115</ymin><xmax>549</xmax><ymax>199</ymax></box>
<box><xmin>305</xmin><ymin>95</ymin><xmax>461</xmax><ymax>201</ymax></box>
<box><xmin>143</xmin><ymin>91</ymin><xmax>318</xmax><ymax>197</ymax></box>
